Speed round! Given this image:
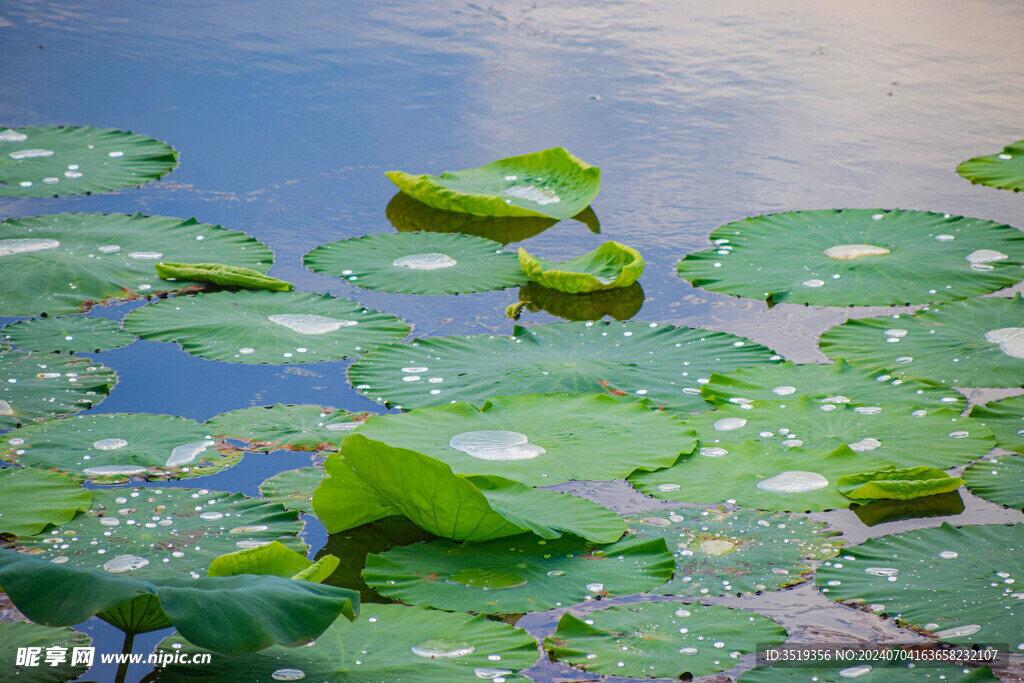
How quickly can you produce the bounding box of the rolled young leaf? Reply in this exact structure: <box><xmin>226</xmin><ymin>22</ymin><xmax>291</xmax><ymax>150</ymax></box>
<box><xmin>155</xmin><ymin>262</ymin><xmax>293</xmax><ymax>291</ymax></box>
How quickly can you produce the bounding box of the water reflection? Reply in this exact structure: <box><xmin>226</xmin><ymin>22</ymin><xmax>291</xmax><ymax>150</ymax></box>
<box><xmin>851</xmin><ymin>490</ymin><xmax>965</xmax><ymax>527</ymax></box>
<box><xmin>511</xmin><ymin>281</ymin><xmax>644</xmax><ymax>322</ymax></box>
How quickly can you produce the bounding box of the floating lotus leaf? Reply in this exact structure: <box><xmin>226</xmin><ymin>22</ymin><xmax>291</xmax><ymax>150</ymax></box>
<box><xmin>957</xmin><ymin>139</ymin><xmax>1024</xmax><ymax>192</ymax></box>
<box><xmin>387</xmin><ymin>189</ymin><xmax>560</xmax><ymax>243</ymax></box>
<box><xmin>364</xmin><ymin>533</ymin><xmax>673</xmax><ymax>614</ymax></box>
<box><xmin>683</xmin><ymin>396</ymin><xmax>990</xmax><ymax>469</ymax></box>
<box><xmin>816</xmin><ymin>523</ymin><xmax>1024</xmax><ymax>646</ymax></box>
<box><xmin>207</xmin><ymin>541</ymin><xmax>339</xmax><ymax>583</ymax></box>
<box><xmin>155</xmin><ymin>262</ymin><xmax>293</xmax><ymax>291</ymax></box>
<box><xmin>304</xmin><ymin>232</ymin><xmax>527</xmax><ymax>295</ymax></box>
<box><xmin>820</xmin><ymin>297</ymin><xmax>1024</xmax><ymax>388</ymax></box>
<box><xmin>153</xmin><ymin>603</ymin><xmax>537</xmax><ymax>682</ymax></box>
<box><xmin>519</xmin><ymin>241</ymin><xmax>644</xmax><ymax>293</ymax></box>
<box><xmin>0</xmin><ymin>350</ymin><xmax>116</xmax><ymax>429</ymax></box>
<box><xmin>740</xmin><ymin>662</ymin><xmax>999</xmax><ymax>682</ymax></box>
<box><xmin>205</xmin><ymin>404</ymin><xmax>373</xmax><ymax>452</ymax></box>
<box><xmin>348</xmin><ymin>320</ymin><xmax>780</xmax><ymax>413</ymax></box>
<box><xmin>0</xmin><ymin>125</ymin><xmax>177</xmax><ymax>197</ymax></box>
<box><xmin>2</xmin><ymin>315</ymin><xmax>136</xmax><ymax>353</ymax></box>
<box><xmin>0</xmin><ymin>549</ymin><xmax>358</xmax><ymax>655</ymax></box>
<box><xmin>701</xmin><ymin>360</ymin><xmax>966</xmax><ymax>413</ymax></box>
<box><xmin>545</xmin><ymin>601</ymin><xmax>786</xmax><ymax>679</ymax></box>
<box><xmin>354</xmin><ymin>394</ymin><xmax>695</xmax><ymax>487</ymax></box>
<box><xmin>679</xmin><ymin>209</ymin><xmax>1024</xmax><ymax>306</ymax></box>
<box><xmin>962</xmin><ymin>455</ymin><xmax>1024</xmax><ymax>511</ymax></box>
<box><xmin>512</xmin><ymin>281</ymin><xmax>644</xmax><ymax>321</ymax></box>
<box><xmin>313</xmin><ymin>436</ymin><xmax>626</xmax><ymax>543</ymax></box>
<box><xmin>630</xmin><ymin>443</ymin><xmax>888</xmax><ymax>512</ymax></box>
<box><xmin>385</xmin><ymin>147</ymin><xmax>601</xmax><ymax>220</ymax></box>
<box><xmin>0</xmin><ymin>469</ymin><xmax>91</xmax><ymax>537</ymax></box>
<box><xmin>259</xmin><ymin>467</ymin><xmax>324</xmax><ymax>515</ymax></box>
<box><xmin>970</xmin><ymin>395</ymin><xmax>1024</xmax><ymax>453</ymax></box>
<box><xmin>837</xmin><ymin>466</ymin><xmax>964</xmax><ymax>501</ymax></box>
<box><xmin>0</xmin><ymin>213</ymin><xmax>274</xmax><ymax>317</ymax></box>
<box><xmin>0</xmin><ymin>413</ymin><xmax>241</xmax><ymax>483</ymax></box>
<box><xmin>124</xmin><ymin>290</ymin><xmax>409</xmax><ymax>365</ymax></box>
<box><xmin>624</xmin><ymin>506</ymin><xmax>841</xmax><ymax>597</ymax></box>
<box><xmin>0</xmin><ymin>621</ymin><xmax>92</xmax><ymax>682</ymax></box>
<box><xmin>852</xmin><ymin>491</ymin><xmax>965</xmax><ymax>527</ymax></box>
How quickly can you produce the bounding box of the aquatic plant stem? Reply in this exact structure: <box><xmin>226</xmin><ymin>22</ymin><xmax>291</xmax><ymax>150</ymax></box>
<box><xmin>115</xmin><ymin>631</ymin><xmax>135</xmax><ymax>683</ymax></box>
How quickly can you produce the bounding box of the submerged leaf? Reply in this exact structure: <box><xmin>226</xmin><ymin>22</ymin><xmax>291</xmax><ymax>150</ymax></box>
<box><xmin>155</xmin><ymin>262</ymin><xmax>293</xmax><ymax>291</ymax></box>
<box><xmin>519</xmin><ymin>241</ymin><xmax>644</xmax><ymax>293</ymax></box>
<box><xmin>0</xmin><ymin>350</ymin><xmax>116</xmax><ymax>429</ymax></box>
<box><xmin>837</xmin><ymin>466</ymin><xmax>964</xmax><ymax>501</ymax></box>
<box><xmin>1</xmin><ymin>315</ymin><xmax>136</xmax><ymax>353</ymax></box>
<box><xmin>515</xmin><ymin>281</ymin><xmax>644</xmax><ymax>321</ymax></box>
<box><xmin>0</xmin><ymin>468</ymin><xmax>91</xmax><ymax>537</ymax></box>
<box><xmin>386</xmin><ymin>146</ymin><xmax>600</xmax><ymax>219</ymax></box>
<box><xmin>957</xmin><ymin>139</ymin><xmax>1024</xmax><ymax>192</ymax></box>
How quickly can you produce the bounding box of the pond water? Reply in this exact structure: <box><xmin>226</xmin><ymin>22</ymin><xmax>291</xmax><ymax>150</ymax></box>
<box><xmin>2</xmin><ymin>0</ymin><xmax>1024</xmax><ymax>680</ymax></box>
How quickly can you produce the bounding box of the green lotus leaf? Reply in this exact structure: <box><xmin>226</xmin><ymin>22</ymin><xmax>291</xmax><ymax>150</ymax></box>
<box><xmin>513</xmin><ymin>281</ymin><xmax>644</xmax><ymax>321</ymax></box>
<box><xmin>363</xmin><ymin>533</ymin><xmax>673</xmax><ymax>614</ymax></box>
<box><xmin>820</xmin><ymin>296</ymin><xmax>1024</xmax><ymax>388</ymax></box>
<box><xmin>354</xmin><ymin>394</ymin><xmax>695</xmax><ymax>487</ymax></box>
<box><xmin>153</xmin><ymin>603</ymin><xmax>537</xmax><ymax>681</ymax></box>
<box><xmin>385</xmin><ymin>147</ymin><xmax>600</xmax><ymax>220</ymax></box>
<box><xmin>0</xmin><ymin>413</ymin><xmax>241</xmax><ymax>483</ymax></box>
<box><xmin>2</xmin><ymin>315</ymin><xmax>136</xmax><ymax>354</ymax></box>
<box><xmin>851</xmin><ymin>491</ymin><xmax>965</xmax><ymax>527</ymax></box>
<box><xmin>0</xmin><ymin>350</ymin><xmax>116</xmax><ymax>429</ymax></box>
<box><xmin>630</xmin><ymin>442</ymin><xmax>889</xmax><ymax>512</ymax></box>
<box><xmin>123</xmin><ymin>290</ymin><xmax>409</xmax><ymax>365</ymax></box>
<box><xmin>701</xmin><ymin>360</ymin><xmax>966</xmax><ymax>413</ymax></box>
<box><xmin>816</xmin><ymin>522</ymin><xmax>1024</xmax><ymax>645</ymax></box>
<box><xmin>740</xmin><ymin>662</ymin><xmax>999</xmax><ymax>682</ymax></box>
<box><xmin>387</xmin><ymin>189</ymin><xmax>559</xmax><ymax>243</ymax></box>
<box><xmin>545</xmin><ymin>601</ymin><xmax>786</xmax><ymax>679</ymax></box>
<box><xmin>155</xmin><ymin>262</ymin><xmax>293</xmax><ymax>291</ymax></box>
<box><xmin>682</xmin><ymin>396</ymin><xmax>991</xmax><ymax>469</ymax></box>
<box><xmin>970</xmin><ymin>394</ymin><xmax>1024</xmax><ymax>453</ymax></box>
<box><xmin>0</xmin><ymin>621</ymin><xmax>92</xmax><ymax>682</ymax></box>
<box><xmin>963</xmin><ymin>454</ymin><xmax>1024</xmax><ymax>511</ymax></box>
<box><xmin>0</xmin><ymin>549</ymin><xmax>358</xmax><ymax>654</ymax></box>
<box><xmin>624</xmin><ymin>506</ymin><xmax>841</xmax><ymax>597</ymax></box>
<box><xmin>348</xmin><ymin>320</ymin><xmax>781</xmax><ymax>413</ymax></box>
<box><xmin>0</xmin><ymin>125</ymin><xmax>177</xmax><ymax>197</ymax></box>
<box><xmin>0</xmin><ymin>469</ymin><xmax>91</xmax><ymax>537</ymax></box>
<box><xmin>208</xmin><ymin>541</ymin><xmax>339</xmax><ymax>583</ymax></box>
<box><xmin>837</xmin><ymin>466</ymin><xmax>964</xmax><ymax>501</ymax></box>
<box><xmin>0</xmin><ymin>213</ymin><xmax>274</xmax><ymax>317</ymax></box>
<box><xmin>13</xmin><ymin>486</ymin><xmax>304</xmax><ymax>579</ymax></box>
<box><xmin>518</xmin><ymin>241</ymin><xmax>644</xmax><ymax>293</ymax></box>
<box><xmin>678</xmin><ymin>209</ymin><xmax>1024</xmax><ymax>306</ymax></box>
<box><xmin>259</xmin><ymin>467</ymin><xmax>325</xmax><ymax>515</ymax></box>
<box><xmin>206</xmin><ymin>404</ymin><xmax>373</xmax><ymax>452</ymax></box>
<box><xmin>957</xmin><ymin>139</ymin><xmax>1024</xmax><ymax>192</ymax></box>
<box><xmin>304</xmin><ymin>232</ymin><xmax>527</xmax><ymax>295</ymax></box>
<box><xmin>312</xmin><ymin>435</ymin><xmax>626</xmax><ymax>543</ymax></box>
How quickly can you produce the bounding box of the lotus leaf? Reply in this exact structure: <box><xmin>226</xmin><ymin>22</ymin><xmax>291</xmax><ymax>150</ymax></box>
<box><xmin>740</xmin><ymin>662</ymin><xmax>999</xmax><ymax>682</ymax></box>
<box><xmin>363</xmin><ymin>533</ymin><xmax>673</xmax><ymax>614</ymax></box>
<box><xmin>513</xmin><ymin>281</ymin><xmax>644</xmax><ymax>321</ymax></box>
<box><xmin>387</xmin><ymin>189</ymin><xmax>559</xmax><ymax>243</ymax></box>
<box><xmin>0</xmin><ymin>468</ymin><xmax>91</xmax><ymax>537</ymax></box>
<box><xmin>0</xmin><ymin>549</ymin><xmax>358</xmax><ymax>654</ymax></box>
<box><xmin>963</xmin><ymin>455</ymin><xmax>1024</xmax><ymax>511</ymax></box>
<box><xmin>2</xmin><ymin>315</ymin><xmax>136</xmax><ymax>354</ymax></box>
<box><xmin>851</xmin><ymin>491</ymin><xmax>965</xmax><ymax>527</ymax></box>
<box><xmin>14</xmin><ymin>487</ymin><xmax>304</xmax><ymax>578</ymax></box>
<box><xmin>206</xmin><ymin>404</ymin><xmax>373</xmax><ymax>452</ymax></box>
<box><xmin>353</xmin><ymin>393</ymin><xmax>695</xmax><ymax>486</ymax></box>
<box><xmin>0</xmin><ymin>621</ymin><xmax>92</xmax><ymax>682</ymax></box>
<box><xmin>816</xmin><ymin>522</ymin><xmax>1024</xmax><ymax>646</ymax></box>
<box><xmin>313</xmin><ymin>435</ymin><xmax>626</xmax><ymax>542</ymax></box>
<box><xmin>259</xmin><ymin>467</ymin><xmax>325</xmax><ymax>515</ymax></box>
<box><xmin>545</xmin><ymin>601</ymin><xmax>786</xmax><ymax>679</ymax></box>
<box><xmin>0</xmin><ymin>413</ymin><xmax>240</xmax><ymax>483</ymax></box>
<box><xmin>123</xmin><ymin>290</ymin><xmax>409</xmax><ymax>364</ymax></box>
<box><xmin>683</xmin><ymin>396</ymin><xmax>990</xmax><ymax>469</ymax></box>
<box><xmin>820</xmin><ymin>297</ymin><xmax>1024</xmax><ymax>388</ymax></box>
<box><xmin>385</xmin><ymin>147</ymin><xmax>601</xmax><ymax>219</ymax></box>
<box><xmin>518</xmin><ymin>241</ymin><xmax>644</xmax><ymax>293</ymax></box>
<box><xmin>0</xmin><ymin>350</ymin><xmax>116</xmax><ymax>429</ymax></box>
<box><xmin>0</xmin><ymin>213</ymin><xmax>274</xmax><ymax>316</ymax></box>
<box><xmin>701</xmin><ymin>360</ymin><xmax>965</xmax><ymax>412</ymax></box>
<box><xmin>348</xmin><ymin>320</ymin><xmax>780</xmax><ymax>413</ymax></box>
<box><xmin>304</xmin><ymin>232</ymin><xmax>527</xmax><ymax>295</ymax></box>
<box><xmin>155</xmin><ymin>262</ymin><xmax>293</xmax><ymax>291</ymax></box>
<box><xmin>153</xmin><ymin>603</ymin><xmax>537</xmax><ymax>681</ymax></box>
<box><xmin>630</xmin><ymin>442</ymin><xmax>888</xmax><ymax>512</ymax></box>
<box><xmin>837</xmin><ymin>466</ymin><xmax>964</xmax><ymax>501</ymax></box>
<box><xmin>624</xmin><ymin>506</ymin><xmax>841</xmax><ymax>597</ymax></box>
<box><xmin>970</xmin><ymin>394</ymin><xmax>1024</xmax><ymax>453</ymax></box>
<box><xmin>957</xmin><ymin>139</ymin><xmax>1024</xmax><ymax>192</ymax></box>
<box><xmin>207</xmin><ymin>541</ymin><xmax>339</xmax><ymax>583</ymax></box>
<box><xmin>0</xmin><ymin>125</ymin><xmax>177</xmax><ymax>197</ymax></box>
<box><xmin>678</xmin><ymin>209</ymin><xmax>1024</xmax><ymax>306</ymax></box>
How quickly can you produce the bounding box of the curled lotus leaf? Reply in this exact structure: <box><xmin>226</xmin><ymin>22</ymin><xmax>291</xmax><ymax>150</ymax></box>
<box><xmin>0</xmin><ymin>350</ymin><xmax>117</xmax><ymax>429</ymax></box>
<box><xmin>518</xmin><ymin>241</ymin><xmax>644</xmax><ymax>293</ymax></box>
<box><xmin>962</xmin><ymin>454</ymin><xmax>1024</xmax><ymax>511</ymax></box>
<box><xmin>386</xmin><ymin>189</ymin><xmax>558</xmax><ymax>244</ymax></box>
<box><xmin>816</xmin><ymin>522</ymin><xmax>1024</xmax><ymax>645</ymax></box>
<box><xmin>0</xmin><ymin>125</ymin><xmax>177</xmax><ymax>197</ymax></box>
<box><xmin>259</xmin><ymin>467</ymin><xmax>325</xmax><ymax>515</ymax></box>
<box><xmin>155</xmin><ymin>262</ymin><xmax>293</xmax><ymax>291</ymax></box>
<box><xmin>2</xmin><ymin>314</ymin><xmax>136</xmax><ymax>354</ymax></box>
<box><xmin>678</xmin><ymin>208</ymin><xmax>1024</xmax><ymax>306</ymax></box>
<box><xmin>207</xmin><ymin>541</ymin><xmax>339</xmax><ymax>583</ymax></box>
<box><xmin>0</xmin><ymin>621</ymin><xmax>92</xmax><ymax>682</ymax></box>
<box><xmin>0</xmin><ymin>468</ymin><xmax>91</xmax><ymax>537</ymax></box>
<box><xmin>957</xmin><ymin>139</ymin><xmax>1024</xmax><ymax>192</ymax></box>
<box><xmin>837</xmin><ymin>466</ymin><xmax>964</xmax><ymax>501</ymax></box>
<box><xmin>205</xmin><ymin>403</ymin><xmax>374</xmax><ymax>452</ymax></box>
<box><xmin>385</xmin><ymin>146</ymin><xmax>601</xmax><ymax>220</ymax></box>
